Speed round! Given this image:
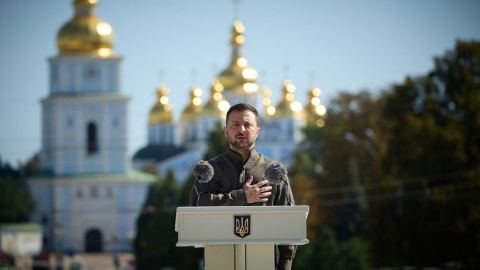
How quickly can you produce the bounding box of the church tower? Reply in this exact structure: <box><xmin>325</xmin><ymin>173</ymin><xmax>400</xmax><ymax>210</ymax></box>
<box><xmin>30</xmin><ymin>0</ymin><xmax>154</xmax><ymax>253</ymax></box>
<box><xmin>42</xmin><ymin>0</ymin><xmax>128</xmax><ymax>175</ymax></box>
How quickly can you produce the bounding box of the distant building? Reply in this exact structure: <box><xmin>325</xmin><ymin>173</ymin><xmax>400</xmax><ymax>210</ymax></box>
<box><xmin>29</xmin><ymin>0</ymin><xmax>155</xmax><ymax>252</ymax></box>
<box><xmin>133</xmin><ymin>20</ymin><xmax>327</xmax><ymax>185</ymax></box>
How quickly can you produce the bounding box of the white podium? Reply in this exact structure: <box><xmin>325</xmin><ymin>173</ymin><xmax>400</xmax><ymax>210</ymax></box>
<box><xmin>175</xmin><ymin>206</ymin><xmax>309</xmax><ymax>270</ymax></box>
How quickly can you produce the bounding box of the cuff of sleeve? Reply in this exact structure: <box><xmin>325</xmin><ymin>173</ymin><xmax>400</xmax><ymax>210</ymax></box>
<box><xmin>231</xmin><ymin>189</ymin><xmax>247</xmax><ymax>205</ymax></box>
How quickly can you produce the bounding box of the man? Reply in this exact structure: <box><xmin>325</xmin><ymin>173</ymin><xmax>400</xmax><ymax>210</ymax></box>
<box><xmin>190</xmin><ymin>103</ymin><xmax>296</xmax><ymax>270</ymax></box>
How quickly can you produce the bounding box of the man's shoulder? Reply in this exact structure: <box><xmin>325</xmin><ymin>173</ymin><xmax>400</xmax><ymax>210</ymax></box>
<box><xmin>208</xmin><ymin>153</ymin><xmax>228</xmax><ymax>166</ymax></box>
<box><xmin>256</xmin><ymin>152</ymin><xmax>276</xmax><ymax>164</ymax></box>
<box><xmin>254</xmin><ymin>152</ymin><xmax>278</xmax><ymax>171</ymax></box>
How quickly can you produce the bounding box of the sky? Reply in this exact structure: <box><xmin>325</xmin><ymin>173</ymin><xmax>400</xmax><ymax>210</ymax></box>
<box><xmin>0</xmin><ymin>0</ymin><xmax>479</xmax><ymax>166</ymax></box>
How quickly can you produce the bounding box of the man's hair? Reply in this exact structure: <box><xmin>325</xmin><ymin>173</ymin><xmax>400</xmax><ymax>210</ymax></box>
<box><xmin>226</xmin><ymin>103</ymin><xmax>259</xmax><ymax>125</ymax></box>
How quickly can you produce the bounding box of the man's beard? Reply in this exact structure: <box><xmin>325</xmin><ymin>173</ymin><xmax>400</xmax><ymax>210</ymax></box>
<box><xmin>228</xmin><ymin>133</ymin><xmax>255</xmax><ymax>150</ymax></box>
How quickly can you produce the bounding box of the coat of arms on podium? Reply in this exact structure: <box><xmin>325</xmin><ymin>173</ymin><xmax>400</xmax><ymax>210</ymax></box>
<box><xmin>234</xmin><ymin>215</ymin><xmax>251</xmax><ymax>238</ymax></box>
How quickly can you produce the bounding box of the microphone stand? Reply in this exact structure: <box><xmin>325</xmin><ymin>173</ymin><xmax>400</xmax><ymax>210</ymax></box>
<box><xmin>193</xmin><ymin>179</ymin><xmax>200</xmax><ymax>206</ymax></box>
<box><xmin>283</xmin><ymin>179</ymin><xmax>293</xmax><ymax>206</ymax></box>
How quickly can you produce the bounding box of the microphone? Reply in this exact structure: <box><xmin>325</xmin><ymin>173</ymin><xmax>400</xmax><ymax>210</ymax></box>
<box><xmin>264</xmin><ymin>161</ymin><xmax>293</xmax><ymax>206</ymax></box>
<box><xmin>192</xmin><ymin>160</ymin><xmax>214</xmax><ymax>206</ymax></box>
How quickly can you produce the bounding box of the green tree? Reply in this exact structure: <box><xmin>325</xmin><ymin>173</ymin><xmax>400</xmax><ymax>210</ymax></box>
<box><xmin>290</xmin><ymin>92</ymin><xmax>382</xmax><ymax>269</ymax></box>
<box><xmin>374</xmin><ymin>40</ymin><xmax>480</xmax><ymax>267</ymax></box>
<box><xmin>203</xmin><ymin>121</ymin><xmax>229</xmax><ymax>160</ymax></box>
<box><xmin>134</xmin><ymin>170</ymin><xmax>179</xmax><ymax>269</ymax></box>
<box><xmin>0</xmin><ymin>154</ymin><xmax>36</xmax><ymax>222</ymax></box>
<box><xmin>294</xmin><ymin>225</ymin><xmax>370</xmax><ymax>270</ymax></box>
<box><xmin>290</xmin><ymin>124</ymin><xmax>327</xmax><ymax>232</ymax></box>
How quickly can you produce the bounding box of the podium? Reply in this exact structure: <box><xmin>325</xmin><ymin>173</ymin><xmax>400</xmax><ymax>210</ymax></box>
<box><xmin>175</xmin><ymin>206</ymin><xmax>309</xmax><ymax>270</ymax></box>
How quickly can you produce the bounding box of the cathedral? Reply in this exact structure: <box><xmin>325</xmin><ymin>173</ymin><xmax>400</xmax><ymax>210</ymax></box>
<box><xmin>132</xmin><ymin>19</ymin><xmax>327</xmax><ymax>185</ymax></box>
<box><xmin>28</xmin><ymin>0</ymin><xmax>326</xmax><ymax>253</ymax></box>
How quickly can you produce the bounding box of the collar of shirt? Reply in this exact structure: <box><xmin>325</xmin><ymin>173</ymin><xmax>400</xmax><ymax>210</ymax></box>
<box><xmin>225</xmin><ymin>147</ymin><xmax>260</xmax><ymax>167</ymax></box>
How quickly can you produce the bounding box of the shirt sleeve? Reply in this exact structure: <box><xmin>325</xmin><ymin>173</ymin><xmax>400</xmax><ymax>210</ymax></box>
<box><xmin>275</xmin><ymin>176</ymin><xmax>297</xmax><ymax>269</ymax></box>
<box><xmin>189</xmin><ymin>178</ymin><xmax>248</xmax><ymax>206</ymax></box>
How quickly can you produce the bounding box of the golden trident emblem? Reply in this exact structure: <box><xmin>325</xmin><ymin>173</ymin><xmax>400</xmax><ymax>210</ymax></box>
<box><xmin>234</xmin><ymin>215</ymin><xmax>251</xmax><ymax>238</ymax></box>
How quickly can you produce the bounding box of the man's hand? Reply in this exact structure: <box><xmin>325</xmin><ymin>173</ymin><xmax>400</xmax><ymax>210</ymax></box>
<box><xmin>243</xmin><ymin>175</ymin><xmax>272</xmax><ymax>203</ymax></box>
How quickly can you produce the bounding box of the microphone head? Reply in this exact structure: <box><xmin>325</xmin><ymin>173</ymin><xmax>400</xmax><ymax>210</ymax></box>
<box><xmin>192</xmin><ymin>160</ymin><xmax>214</xmax><ymax>183</ymax></box>
<box><xmin>264</xmin><ymin>161</ymin><xmax>288</xmax><ymax>185</ymax></box>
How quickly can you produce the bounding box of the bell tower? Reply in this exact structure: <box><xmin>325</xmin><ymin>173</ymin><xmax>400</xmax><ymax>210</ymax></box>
<box><xmin>41</xmin><ymin>0</ymin><xmax>128</xmax><ymax>175</ymax></box>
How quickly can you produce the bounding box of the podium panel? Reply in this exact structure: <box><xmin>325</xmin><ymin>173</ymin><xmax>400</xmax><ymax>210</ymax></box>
<box><xmin>175</xmin><ymin>205</ymin><xmax>309</xmax><ymax>270</ymax></box>
<box><xmin>176</xmin><ymin>205</ymin><xmax>309</xmax><ymax>246</ymax></box>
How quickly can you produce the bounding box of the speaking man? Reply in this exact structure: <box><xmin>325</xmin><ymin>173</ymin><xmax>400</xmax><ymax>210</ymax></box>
<box><xmin>190</xmin><ymin>103</ymin><xmax>296</xmax><ymax>270</ymax></box>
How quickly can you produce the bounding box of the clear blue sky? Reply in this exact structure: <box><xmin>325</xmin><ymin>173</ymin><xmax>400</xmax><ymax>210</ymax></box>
<box><xmin>1</xmin><ymin>0</ymin><xmax>479</xmax><ymax>166</ymax></box>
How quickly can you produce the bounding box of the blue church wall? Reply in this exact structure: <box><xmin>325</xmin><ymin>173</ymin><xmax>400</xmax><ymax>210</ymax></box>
<box><xmin>31</xmin><ymin>184</ymin><xmax>54</xmax><ymax>219</ymax></box>
<box><xmin>132</xmin><ymin>185</ymin><xmax>147</xmax><ymax>211</ymax></box>
<box><xmin>281</xmin><ymin>148</ymin><xmax>294</xmax><ymax>166</ymax></box>
<box><xmin>107</xmin><ymin>64</ymin><xmax>116</xmax><ymax>92</ymax></box>
<box><xmin>60</xmin><ymin>185</ymin><xmax>72</xmax><ymax>249</ymax></box>
<box><xmin>116</xmin><ymin>186</ymin><xmax>129</xmax><ymax>250</ymax></box>
<box><xmin>63</xmin><ymin>150</ymin><xmax>76</xmax><ymax>174</ymax></box>
<box><xmin>109</xmin><ymin>150</ymin><xmax>124</xmax><ymax>173</ymax></box>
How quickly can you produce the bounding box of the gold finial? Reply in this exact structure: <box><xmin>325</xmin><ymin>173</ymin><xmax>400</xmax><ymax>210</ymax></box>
<box><xmin>273</xmin><ymin>80</ymin><xmax>304</xmax><ymax>119</ymax></box>
<box><xmin>149</xmin><ymin>84</ymin><xmax>173</xmax><ymax>124</ymax></box>
<box><xmin>262</xmin><ymin>85</ymin><xmax>276</xmax><ymax>116</ymax></box>
<box><xmin>305</xmin><ymin>86</ymin><xmax>327</xmax><ymax>127</ymax></box>
<box><xmin>181</xmin><ymin>85</ymin><xmax>204</xmax><ymax>121</ymax></box>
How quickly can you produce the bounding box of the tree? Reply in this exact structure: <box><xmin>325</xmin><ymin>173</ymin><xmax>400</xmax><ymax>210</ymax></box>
<box><xmin>293</xmin><ymin>225</ymin><xmax>370</xmax><ymax>270</ymax></box>
<box><xmin>375</xmin><ymin>40</ymin><xmax>480</xmax><ymax>268</ymax></box>
<box><xmin>0</xmin><ymin>154</ymin><xmax>36</xmax><ymax>222</ymax></box>
<box><xmin>289</xmin><ymin>92</ymin><xmax>384</xmax><ymax>269</ymax></box>
<box><xmin>290</xmin><ymin>124</ymin><xmax>327</xmax><ymax>232</ymax></box>
<box><xmin>203</xmin><ymin>121</ymin><xmax>229</xmax><ymax>160</ymax></box>
<box><xmin>134</xmin><ymin>170</ymin><xmax>179</xmax><ymax>269</ymax></box>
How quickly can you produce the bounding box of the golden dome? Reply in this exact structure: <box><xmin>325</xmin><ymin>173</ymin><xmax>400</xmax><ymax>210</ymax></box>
<box><xmin>274</xmin><ymin>80</ymin><xmax>305</xmax><ymax>119</ymax></box>
<box><xmin>149</xmin><ymin>84</ymin><xmax>173</xmax><ymax>124</ymax></box>
<box><xmin>181</xmin><ymin>85</ymin><xmax>204</xmax><ymax>121</ymax></box>
<box><xmin>57</xmin><ymin>0</ymin><xmax>114</xmax><ymax>57</ymax></box>
<box><xmin>201</xmin><ymin>80</ymin><xmax>231</xmax><ymax>119</ymax></box>
<box><xmin>305</xmin><ymin>86</ymin><xmax>327</xmax><ymax>126</ymax></box>
<box><xmin>216</xmin><ymin>20</ymin><xmax>259</xmax><ymax>93</ymax></box>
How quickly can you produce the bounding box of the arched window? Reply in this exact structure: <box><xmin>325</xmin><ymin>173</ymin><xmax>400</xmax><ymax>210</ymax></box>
<box><xmin>87</xmin><ymin>122</ymin><xmax>98</xmax><ymax>155</ymax></box>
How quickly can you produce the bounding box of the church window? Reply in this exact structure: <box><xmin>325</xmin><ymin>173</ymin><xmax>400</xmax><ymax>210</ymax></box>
<box><xmin>87</xmin><ymin>122</ymin><xmax>99</xmax><ymax>155</ymax></box>
<box><xmin>90</xmin><ymin>185</ymin><xmax>98</xmax><ymax>198</ymax></box>
<box><xmin>76</xmin><ymin>188</ymin><xmax>83</xmax><ymax>199</ymax></box>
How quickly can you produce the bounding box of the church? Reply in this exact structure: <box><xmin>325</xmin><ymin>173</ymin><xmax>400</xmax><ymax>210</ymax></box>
<box><xmin>132</xmin><ymin>17</ymin><xmax>328</xmax><ymax>185</ymax></box>
<box><xmin>28</xmin><ymin>0</ymin><xmax>326</xmax><ymax>253</ymax></box>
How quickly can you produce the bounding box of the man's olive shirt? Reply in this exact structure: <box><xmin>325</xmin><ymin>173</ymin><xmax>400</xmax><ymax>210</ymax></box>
<box><xmin>190</xmin><ymin>148</ymin><xmax>296</xmax><ymax>270</ymax></box>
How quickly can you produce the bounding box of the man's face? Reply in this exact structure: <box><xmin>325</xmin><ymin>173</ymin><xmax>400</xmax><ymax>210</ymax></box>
<box><xmin>224</xmin><ymin>110</ymin><xmax>260</xmax><ymax>151</ymax></box>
